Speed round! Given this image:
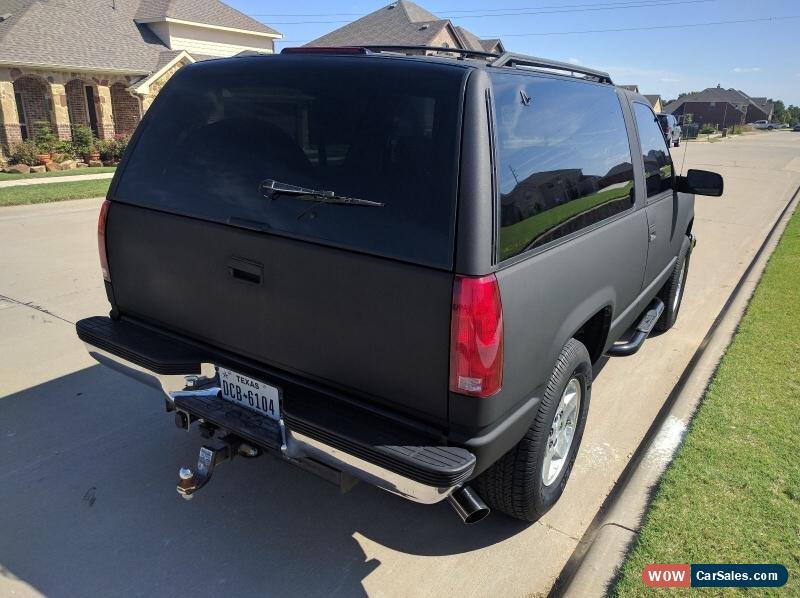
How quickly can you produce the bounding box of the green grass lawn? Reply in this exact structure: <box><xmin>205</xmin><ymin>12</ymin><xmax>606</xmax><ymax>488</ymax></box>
<box><xmin>0</xmin><ymin>179</ymin><xmax>110</xmax><ymax>206</ymax></box>
<box><xmin>0</xmin><ymin>166</ymin><xmax>116</xmax><ymax>181</ymax></box>
<box><xmin>614</xmin><ymin>207</ymin><xmax>800</xmax><ymax>597</ymax></box>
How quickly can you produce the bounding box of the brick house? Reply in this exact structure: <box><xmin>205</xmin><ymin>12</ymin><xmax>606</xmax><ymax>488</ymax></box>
<box><xmin>0</xmin><ymin>0</ymin><xmax>281</xmax><ymax>154</ymax></box>
<box><xmin>306</xmin><ymin>1</ymin><xmax>505</xmax><ymax>55</ymax></box>
<box><xmin>663</xmin><ymin>86</ymin><xmax>774</xmax><ymax>129</ymax></box>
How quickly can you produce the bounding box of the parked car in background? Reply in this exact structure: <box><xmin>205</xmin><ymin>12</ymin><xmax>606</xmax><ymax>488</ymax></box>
<box><xmin>657</xmin><ymin>113</ymin><xmax>681</xmax><ymax>146</ymax></box>
<box><xmin>76</xmin><ymin>48</ymin><xmax>723</xmax><ymax>524</ymax></box>
<box><xmin>750</xmin><ymin>120</ymin><xmax>777</xmax><ymax>130</ymax></box>
<box><xmin>793</xmin><ymin>124</ymin><xmax>800</xmax><ymax>132</ymax></box>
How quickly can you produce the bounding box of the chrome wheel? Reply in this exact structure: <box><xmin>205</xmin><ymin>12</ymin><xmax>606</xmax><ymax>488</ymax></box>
<box><xmin>542</xmin><ymin>377</ymin><xmax>582</xmax><ymax>486</ymax></box>
<box><xmin>673</xmin><ymin>260</ymin><xmax>687</xmax><ymax>312</ymax></box>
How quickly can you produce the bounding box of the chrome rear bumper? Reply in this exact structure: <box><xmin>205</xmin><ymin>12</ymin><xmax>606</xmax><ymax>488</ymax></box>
<box><xmin>84</xmin><ymin>343</ymin><xmax>461</xmax><ymax>505</ymax></box>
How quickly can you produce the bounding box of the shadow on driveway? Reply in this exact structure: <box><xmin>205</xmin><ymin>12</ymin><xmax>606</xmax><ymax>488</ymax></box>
<box><xmin>0</xmin><ymin>366</ymin><xmax>529</xmax><ymax>597</ymax></box>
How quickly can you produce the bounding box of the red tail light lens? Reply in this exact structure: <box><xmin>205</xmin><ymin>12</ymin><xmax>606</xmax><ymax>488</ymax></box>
<box><xmin>98</xmin><ymin>199</ymin><xmax>111</xmax><ymax>282</ymax></box>
<box><xmin>449</xmin><ymin>274</ymin><xmax>504</xmax><ymax>397</ymax></box>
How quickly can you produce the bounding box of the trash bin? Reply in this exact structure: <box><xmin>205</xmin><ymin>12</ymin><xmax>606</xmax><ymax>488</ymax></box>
<box><xmin>722</xmin><ymin>128</ymin><xmax>728</xmax><ymax>137</ymax></box>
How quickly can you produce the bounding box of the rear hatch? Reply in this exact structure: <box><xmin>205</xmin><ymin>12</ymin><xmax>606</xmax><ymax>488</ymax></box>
<box><xmin>105</xmin><ymin>54</ymin><xmax>468</xmax><ymax>422</ymax></box>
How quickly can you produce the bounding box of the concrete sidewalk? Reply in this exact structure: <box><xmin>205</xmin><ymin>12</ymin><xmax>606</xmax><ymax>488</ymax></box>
<box><xmin>0</xmin><ymin>133</ymin><xmax>798</xmax><ymax>598</ymax></box>
<box><xmin>0</xmin><ymin>172</ymin><xmax>114</xmax><ymax>188</ymax></box>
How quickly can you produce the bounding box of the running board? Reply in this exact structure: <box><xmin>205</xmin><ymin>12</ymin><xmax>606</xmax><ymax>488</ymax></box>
<box><xmin>606</xmin><ymin>298</ymin><xmax>665</xmax><ymax>357</ymax></box>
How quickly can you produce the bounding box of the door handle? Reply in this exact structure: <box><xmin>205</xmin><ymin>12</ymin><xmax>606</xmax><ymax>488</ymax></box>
<box><xmin>648</xmin><ymin>223</ymin><xmax>657</xmax><ymax>243</ymax></box>
<box><xmin>228</xmin><ymin>257</ymin><xmax>263</xmax><ymax>285</ymax></box>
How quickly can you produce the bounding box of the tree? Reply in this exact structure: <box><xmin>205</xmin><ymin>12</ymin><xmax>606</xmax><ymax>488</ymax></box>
<box><xmin>786</xmin><ymin>105</ymin><xmax>800</xmax><ymax>125</ymax></box>
<box><xmin>769</xmin><ymin>99</ymin><xmax>786</xmax><ymax>123</ymax></box>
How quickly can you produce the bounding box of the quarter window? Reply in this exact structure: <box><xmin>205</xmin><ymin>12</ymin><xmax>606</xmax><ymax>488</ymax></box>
<box><xmin>633</xmin><ymin>102</ymin><xmax>673</xmax><ymax>198</ymax></box>
<box><xmin>490</xmin><ymin>73</ymin><xmax>635</xmax><ymax>261</ymax></box>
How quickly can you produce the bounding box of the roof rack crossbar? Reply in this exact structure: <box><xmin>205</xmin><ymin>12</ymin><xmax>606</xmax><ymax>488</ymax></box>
<box><xmin>360</xmin><ymin>45</ymin><xmax>499</xmax><ymax>59</ymax></box>
<box><xmin>489</xmin><ymin>52</ymin><xmax>613</xmax><ymax>84</ymax></box>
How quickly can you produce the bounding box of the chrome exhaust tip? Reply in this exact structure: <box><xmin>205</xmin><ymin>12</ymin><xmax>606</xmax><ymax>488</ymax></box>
<box><xmin>447</xmin><ymin>486</ymin><xmax>490</xmax><ymax>524</ymax></box>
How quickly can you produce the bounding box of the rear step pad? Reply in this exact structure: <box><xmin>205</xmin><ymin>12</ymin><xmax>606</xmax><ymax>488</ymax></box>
<box><xmin>77</xmin><ymin>316</ymin><xmax>203</xmax><ymax>375</ymax></box>
<box><xmin>606</xmin><ymin>298</ymin><xmax>665</xmax><ymax>357</ymax></box>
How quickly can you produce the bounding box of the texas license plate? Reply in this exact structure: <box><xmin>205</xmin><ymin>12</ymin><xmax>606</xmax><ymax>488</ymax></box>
<box><xmin>218</xmin><ymin>366</ymin><xmax>281</xmax><ymax>421</ymax></box>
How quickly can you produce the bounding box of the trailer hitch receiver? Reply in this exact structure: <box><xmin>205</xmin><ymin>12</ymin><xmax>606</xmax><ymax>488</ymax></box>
<box><xmin>177</xmin><ymin>436</ymin><xmax>259</xmax><ymax>499</ymax></box>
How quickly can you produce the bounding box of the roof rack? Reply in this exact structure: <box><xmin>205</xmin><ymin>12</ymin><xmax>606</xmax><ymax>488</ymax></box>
<box><xmin>489</xmin><ymin>52</ymin><xmax>613</xmax><ymax>85</ymax></box>
<box><xmin>360</xmin><ymin>45</ymin><xmax>499</xmax><ymax>60</ymax></box>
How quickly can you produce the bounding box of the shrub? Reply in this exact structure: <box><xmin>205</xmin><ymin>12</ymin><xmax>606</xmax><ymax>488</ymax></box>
<box><xmin>71</xmin><ymin>125</ymin><xmax>96</xmax><ymax>157</ymax></box>
<box><xmin>115</xmin><ymin>134</ymin><xmax>130</xmax><ymax>160</ymax></box>
<box><xmin>10</xmin><ymin>140</ymin><xmax>41</xmax><ymax>166</ymax></box>
<box><xmin>33</xmin><ymin>121</ymin><xmax>58</xmax><ymax>153</ymax></box>
<box><xmin>95</xmin><ymin>138</ymin><xmax>117</xmax><ymax>162</ymax></box>
<box><xmin>700</xmin><ymin>124</ymin><xmax>716</xmax><ymax>135</ymax></box>
<box><xmin>54</xmin><ymin>140</ymin><xmax>77</xmax><ymax>161</ymax></box>
<box><xmin>96</xmin><ymin>134</ymin><xmax>131</xmax><ymax>162</ymax></box>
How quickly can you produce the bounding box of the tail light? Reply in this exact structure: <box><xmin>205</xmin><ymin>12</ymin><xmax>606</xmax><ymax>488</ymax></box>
<box><xmin>98</xmin><ymin>199</ymin><xmax>111</xmax><ymax>282</ymax></box>
<box><xmin>449</xmin><ymin>274</ymin><xmax>504</xmax><ymax>397</ymax></box>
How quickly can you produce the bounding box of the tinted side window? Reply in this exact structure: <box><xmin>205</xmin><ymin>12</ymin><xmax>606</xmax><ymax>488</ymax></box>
<box><xmin>491</xmin><ymin>73</ymin><xmax>635</xmax><ymax>261</ymax></box>
<box><xmin>633</xmin><ymin>103</ymin><xmax>673</xmax><ymax>198</ymax></box>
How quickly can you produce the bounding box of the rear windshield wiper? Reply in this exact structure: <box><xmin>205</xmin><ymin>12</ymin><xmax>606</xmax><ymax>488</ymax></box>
<box><xmin>260</xmin><ymin>179</ymin><xmax>384</xmax><ymax>207</ymax></box>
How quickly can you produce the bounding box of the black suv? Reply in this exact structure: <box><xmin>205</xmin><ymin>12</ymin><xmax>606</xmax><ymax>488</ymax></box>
<box><xmin>77</xmin><ymin>47</ymin><xmax>722</xmax><ymax>524</ymax></box>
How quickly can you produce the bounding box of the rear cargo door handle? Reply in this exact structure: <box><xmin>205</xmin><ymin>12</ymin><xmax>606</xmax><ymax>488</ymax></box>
<box><xmin>228</xmin><ymin>257</ymin><xmax>263</xmax><ymax>285</ymax></box>
<box><xmin>648</xmin><ymin>223</ymin><xmax>657</xmax><ymax>242</ymax></box>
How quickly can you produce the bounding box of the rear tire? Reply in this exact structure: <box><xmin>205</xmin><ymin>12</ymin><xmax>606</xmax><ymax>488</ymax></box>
<box><xmin>654</xmin><ymin>235</ymin><xmax>691</xmax><ymax>333</ymax></box>
<box><xmin>673</xmin><ymin>138</ymin><xmax>680</xmax><ymax>147</ymax></box>
<box><xmin>474</xmin><ymin>338</ymin><xmax>592</xmax><ymax>522</ymax></box>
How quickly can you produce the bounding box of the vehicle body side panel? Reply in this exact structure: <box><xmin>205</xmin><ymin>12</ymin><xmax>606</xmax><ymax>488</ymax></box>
<box><xmin>451</xmin><ymin>208</ymin><xmax>649</xmax><ymax>432</ymax></box>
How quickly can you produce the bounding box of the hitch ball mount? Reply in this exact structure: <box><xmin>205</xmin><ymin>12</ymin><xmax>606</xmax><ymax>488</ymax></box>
<box><xmin>176</xmin><ymin>434</ymin><xmax>260</xmax><ymax>500</ymax></box>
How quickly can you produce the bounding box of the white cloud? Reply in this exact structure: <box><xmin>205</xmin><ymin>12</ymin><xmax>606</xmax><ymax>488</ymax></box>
<box><xmin>567</xmin><ymin>57</ymin><xmax>581</xmax><ymax>65</ymax></box>
<box><xmin>732</xmin><ymin>67</ymin><xmax>761</xmax><ymax>73</ymax></box>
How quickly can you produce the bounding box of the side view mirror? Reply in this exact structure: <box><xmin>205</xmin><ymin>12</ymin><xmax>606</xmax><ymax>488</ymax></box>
<box><xmin>675</xmin><ymin>169</ymin><xmax>724</xmax><ymax>197</ymax></box>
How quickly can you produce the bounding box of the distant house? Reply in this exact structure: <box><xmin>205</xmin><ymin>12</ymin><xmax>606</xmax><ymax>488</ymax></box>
<box><xmin>644</xmin><ymin>95</ymin><xmax>663</xmax><ymax>113</ymax></box>
<box><xmin>306</xmin><ymin>1</ymin><xmax>505</xmax><ymax>55</ymax></box>
<box><xmin>663</xmin><ymin>86</ymin><xmax>774</xmax><ymax>128</ymax></box>
<box><xmin>0</xmin><ymin>0</ymin><xmax>281</xmax><ymax>153</ymax></box>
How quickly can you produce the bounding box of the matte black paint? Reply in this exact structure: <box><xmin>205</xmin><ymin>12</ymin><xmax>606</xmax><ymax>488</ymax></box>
<box><xmin>94</xmin><ymin>56</ymin><xmax>701</xmax><ymax>479</ymax></box>
<box><xmin>106</xmin><ymin>203</ymin><xmax>454</xmax><ymax>422</ymax></box>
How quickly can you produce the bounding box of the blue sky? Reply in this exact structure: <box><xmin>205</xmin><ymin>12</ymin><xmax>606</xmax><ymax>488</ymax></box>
<box><xmin>228</xmin><ymin>0</ymin><xmax>800</xmax><ymax>106</ymax></box>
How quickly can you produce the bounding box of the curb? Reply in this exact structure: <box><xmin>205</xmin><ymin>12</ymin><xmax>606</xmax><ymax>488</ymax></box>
<box><xmin>550</xmin><ymin>184</ymin><xmax>800</xmax><ymax>598</ymax></box>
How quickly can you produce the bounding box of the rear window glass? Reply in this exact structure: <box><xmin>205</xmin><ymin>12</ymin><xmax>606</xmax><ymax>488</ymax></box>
<box><xmin>115</xmin><ymin>56</ymin><xmax>466</xmax><ymax>268</ymax></box>
<box><xmin>490</xmin><ymin>73</ymin><xmax>635</xmax><ymax>261</ymax></box>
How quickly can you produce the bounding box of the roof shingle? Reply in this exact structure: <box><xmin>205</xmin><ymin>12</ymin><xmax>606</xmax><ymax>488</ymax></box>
<box><xmin>0</xmin><ymin>0</ymin><xmax>280</xmax><ymax>74</ymax></box>
<box><xmin>134</xmin><ymin>0</ymin><xmax>279</xmax><ymax>35</ymax></box>
<box><xmin>306</xmin><ymin>1</ymin><xmax>503</xmax><ymax>53</ymax></box>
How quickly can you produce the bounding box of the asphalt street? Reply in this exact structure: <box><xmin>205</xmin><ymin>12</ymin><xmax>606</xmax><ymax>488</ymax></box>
<box><xmin>1</xmin><ymin>132</ymin><xmax>798</xmax><ymax>597</ymax></box>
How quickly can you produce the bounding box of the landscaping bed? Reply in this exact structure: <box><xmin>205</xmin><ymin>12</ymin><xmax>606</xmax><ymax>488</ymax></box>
<box><xmin>614</xmin><ymin>207</ymin><xmax>800</xmax><ymax>597</ymax></box>
<box><xmin>0</xmin><ymin>179</ymin><xmax>111</xmax><ymax>206</ymax></box>
<box><xmin>2</xmin><ymin>122</ymin><xmax>128</xmax><ymax>175</ymax></box>
<box><xmin>0</xmin><ymin>166</ymin><xmax>116</xmax><ymax>182</ymax></box>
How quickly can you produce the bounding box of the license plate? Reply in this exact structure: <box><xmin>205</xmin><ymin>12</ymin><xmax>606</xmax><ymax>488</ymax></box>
<box><xmin>218</xmin><ymin>366</ymin><xmax>281</xmax><ymax>421</ymax></box>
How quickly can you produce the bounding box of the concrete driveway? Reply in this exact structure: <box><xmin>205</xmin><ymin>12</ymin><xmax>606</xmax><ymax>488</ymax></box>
<box><xmin>1</xmin><ymin>132</ymin><xmax>799</xmax><ymax>597</ymax></box>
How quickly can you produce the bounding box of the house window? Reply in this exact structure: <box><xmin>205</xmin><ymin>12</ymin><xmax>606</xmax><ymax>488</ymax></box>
<box><xmin>14</xmin><ymin>92</ymin><xmax>28</xmax><ymax>140</ymax></box>
<box><xmin>709</xmin><ymin>102</ymin><xmax>716</xmax><ymax>108</ymax></box>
